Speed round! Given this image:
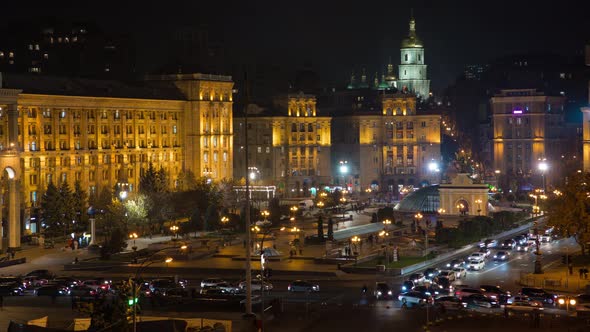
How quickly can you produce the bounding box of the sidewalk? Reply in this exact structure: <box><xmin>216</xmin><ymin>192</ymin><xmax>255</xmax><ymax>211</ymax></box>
<box><xmin>520</xmin><ymin>265</ymin><xmax>590</xmax><ymax>294</ymax></box>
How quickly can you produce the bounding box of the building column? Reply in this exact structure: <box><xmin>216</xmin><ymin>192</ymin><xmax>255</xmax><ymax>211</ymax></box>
<box><xmin>8</xmin><ymin>179</ymin><xmax>20</xmax><ymax>249</ymax></box>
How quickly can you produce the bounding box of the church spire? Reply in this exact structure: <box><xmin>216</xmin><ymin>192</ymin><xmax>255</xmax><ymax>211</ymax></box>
<box><xmin>409</xmin><ymin>8</ymin><xmax>416</xmax><ymax>34</ymax></box>
<box><xmin>373</xmin><ymin>72</ymin><xmax>379</xmax><ymax>88</ymax></box>
<box><xmin>361</xmin><ymin>68</ymin><xmax>367</xmax><ymax>83</ymax></box>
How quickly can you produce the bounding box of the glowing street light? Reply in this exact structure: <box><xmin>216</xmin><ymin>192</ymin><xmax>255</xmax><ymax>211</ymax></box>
<box><xmin>538</xmin><ymin>159</ymin><xmax>549</xmax><ymax>192</ymax></box>
<box><xmin>261</xmin><ymin>210</ymin><xmax>270</xmax><ymax>221</ymax></box>
<box><xmin>316</xmin><ymin>201</ymin><xmax>325</xmax><ymax>209</ymax></box>
<box><xmin>221</xmin><ymin>216</ymin><xmax>229</xmax><ymax>223</ymax></box>
<box><xmin>170</xmin><ymin>225</ymin><xmax>179</xmax><ymax>239</ymax></box>
<box><xmin>129</xmin><ymin>232</ymin><xmax>138</xmax><ymax>252</ymax></box>
<box><xmin>475</xmin><ymin>199</ymin><xmax>483</xmax><ymax>215</ymax></box>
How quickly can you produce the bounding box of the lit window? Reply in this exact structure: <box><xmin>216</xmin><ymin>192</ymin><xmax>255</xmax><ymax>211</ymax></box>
<box><xmin>173</xmin><ymin>125</ymin><xmax>177</xmax><ymax>134</ymax></box>
<box><xmin>257</xmin><ymin>146</ymin><xmax>262</xmax><ymax>153</ymax></box>
<box><xmin>223</xmin><ymin>152</ymin><xmax>228</xmax><ymax>162</ymax></box>
<box><xmin>266</xmin><ymin>147</ymin><xmax>270</xmax><ymax>153</ymax></box>
<box><xmin>203</xmin><ymin>152</ymin><xmax>208</xmax><ymax>163</ymax></box>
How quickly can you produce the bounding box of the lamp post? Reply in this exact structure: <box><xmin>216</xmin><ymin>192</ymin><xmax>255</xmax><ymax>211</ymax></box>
<box><xmin>261</xmin><ymin>210</ymin><xmax>270</xmax><ymax>222</ymax></box>
<box><xmin>382</xmin><ymin>219</ymin><xmax>392</xmax><ymax>232</ymax></box>
<box><xmin>339</xmin><ymin>197</ymin><xmax>347</xmax><ymax>219</ymax></box>
<box><xmin>415</xmin><ymin>212</ymin><xmax>426</xmax><ymax>249</ymax></box>
<box><xmin>129</xmin><ymin>232</ymin><xmax>138</xmax><ymax>252</ymax></box>
<box><xmin>339</xmin><ymin>160</ymin><xmax>349</xmax><ymax>190</ymax></box>
<box><xmin>351</xmin><ymin>235</ymin><xmax>361</xmax><ymax>257</ymax></box>
<box><xmin>290</xmin><ymin>206</ymin><xmax>298</xmax><ymax>223</ymax></box>
<box><xmin>538</xmin><ymin>159</ymin><xmax>548</xmax><ymax>193</ymax></box>
<box><xmin>170</xmin><ymin>225</ymin><xmax>179</xmax><ymax>239</ymax></box>
<box><xmin>475</xmin><ymin>199</ymin><xmax>482</xmax><ymax>216</ymax></box>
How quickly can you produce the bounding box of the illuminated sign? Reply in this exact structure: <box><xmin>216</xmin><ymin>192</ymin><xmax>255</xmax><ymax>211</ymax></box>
<box><xmin>513</xmin><ymin>107</ymin><xmax>523</xmax><ymax>115</ymax></box>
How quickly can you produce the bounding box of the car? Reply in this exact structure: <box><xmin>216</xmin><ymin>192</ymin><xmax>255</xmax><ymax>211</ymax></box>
<box><xmin>575</xmin><ymin>294</ymin><xmax>590</xmax><ymax>314</ymax></box>
<box><xmin>26</xmin><ymin>270</ymin><xmax>54</xmax><ymax>280</ymax></box>
<box><xmin>480</xmin><ymin>285</ymin><xmax>511</xmax><ymax>303</ymax></box>
<box><xmin>149</xmin><ymin>279</ymin><xmax>184</xmax><ymax>295</ymax></box>
<box><xmin>288</xmin><ymin>280</ymin><xmax>319</xmax><ymax>292</ymax></box>
<box><xmin>506</xmin><ymin>300</ymin><xmax>544</xmax><ymax>312</ymax></box>
<box><xmin>479</xmin><ymin>239</ymin><xmax>498</xmax><ymax>248</ymax></box>
<box><xmin>493</xmin><ymin>251</ymin><xmax>510</xmax><ymax>261</ymax></box>
<box><xmin>436</xmin><ymin>277</ymin><xmax>454</xmax><ymax>295</ymax></box>
<box><xmin>438</xmin><ymin>270</ymin><xmax>456</xmax><ymax>282</ymax></box>
<box><xmin>506</xmin><ymin>295</ymin><xmax>543</xmax><ymax>307</ymax></box>
<box><xmin>424</xmin><ymin>268</ymin><xmax>441</xmax><ymax>280</ymax></box>
<box><xmin>82</xmin><ymin>280</ymin><xmax>111</xmax><ymax>293</ymax></box>
<box><xmin>69</xmin><ymin>285</ymin><xmax>97</xmax><ymax>298</ymax></box>
<box><xmin>452</xmin><ymin>267</ymin><xmax>467</xmax><ymax>279</ymax></box>
<box><xmin>501</xmin><ymin>239</ymin><xmax>516</xmax><ymax>250</ymax></box>
<box><xmin>51</xmin><ymin>277</ymin><xmax>80</xmax><ymax>288</ymax></box>
<box><xmin>539</xmin><ymin>234</ymin><xmax>552</xmax><ymax>243</ymax></box>
<box><xmin>520</xmin><ymin>287</ymin><xmax>557</xmax><ymax>305</ymax></box>
<box><xmin>467</xmin><ymin>258</ymin><xmax>485</xmax><ymax>271</ymax></box>
<box><xmin>239</xmin><ymin>280</ymin><xmax>272</xmax><ymax>292</ymax></box>
<box><xmin>35</xmin><ymin>284</ymin><xmax>69</xmax><ymax>296</ymax></box>
<box><xmin>401</xmin><ymin>280</ymin><xmax>415</xmax><ymax>292</ymax></box>
<box><xmin>454</xmin><ymin>287</ymin><xmax>484</xmax><ymax>300</ymax></box>
<box><xmin>478</xmin><ymin>248</ymin><xmax>491</xmax><ymax>258</ymax></box>
<box><xmin>463</xmin><ymin>294</ymin><xmax>498</xmax><ymax>308</ymax></box>
<box><xmin>398</xmin><ymin>291</ymin><xmax>431</xmax><ymax>307</ymax></box>
<box><xmin>0</xmin><ymin>282</ymin><xmax>24</xmax><ymax>296</ymax></box>
<box><xmin>413</xmin><ymin>285</ymin><xmax>442</xmax><ymax>297</ymax></box>
<box><xmin>374</xmin><ymin>282</ymin><xmax>393</xmax><ymax>300</ymax></box>
<box><xmin>435</xmin><ymin>296</ymin><xmax>465</xmax><ymax>310</ymax></box>
<box><xmin>408</xmin><ymin>273</ymin><xmax>425</xmax><ymax>284</ymax></box>
<box><xmin>200</xmin><ymin>287</ymin><xmax>232</xmax><ymax>295</ymax></box>
<box><xmin>515</xmin><ymin>243</ymin><xmax>531</xmax><ymax>252</ymax></box>
<box><xmin>446</xmin><ymin>259</ymin><xmax>465</xmax><ymax>269</ymax></box>
<box><xmin>200</xmin><ymin>278</ymin><xmax>227</xmax><ymax>289</ymax></box>
<box><xmin>23</xmin><ymin>276</ymin><xmax>49</xmax><ymax>288</ymax></box>
<box><xmin>468</xmin><ymin>252</ymin><xmax>486</xmax><ymax>261</ymax></box>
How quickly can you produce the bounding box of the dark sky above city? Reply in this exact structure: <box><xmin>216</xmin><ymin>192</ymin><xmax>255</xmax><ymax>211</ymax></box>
<box><xmin>3</xmin><ymin>0</ymin><xmax>589</xmax><ymax>92</ymax></box>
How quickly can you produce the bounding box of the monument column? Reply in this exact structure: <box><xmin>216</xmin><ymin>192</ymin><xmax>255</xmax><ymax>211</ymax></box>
<box><xmin>8</xmin><ymin>178</ymin><xmax>20</xmax><ymax>249</ymax></box>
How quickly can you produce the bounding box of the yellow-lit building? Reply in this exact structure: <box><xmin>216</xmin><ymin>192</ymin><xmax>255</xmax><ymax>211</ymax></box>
<box><xmin>491</xmin><ymin>89</ymin><xmax>565</xmax><ymax>190</ymax></box>
<box><xmin>0</xmin><ymin>72</ymin><xmax>233</xmax><ymax>249</ymax></box>
<box><xmin>332</xmin><ymin>93</ymin><xmax>441</xmax><ymax>193</ymax></box>
<box><xmin>233</xmin><ymin>93</ymin><xmax>331</xmax><ymax>197</ymax></box>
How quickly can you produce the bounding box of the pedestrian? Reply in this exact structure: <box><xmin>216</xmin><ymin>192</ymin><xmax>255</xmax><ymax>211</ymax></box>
<box><xmin>10</xmin><ymin>251</ymin><xmax>15</xmax><ymax>259</ymax></box>
<box><xmin>584</xmin><ymin>267</ymin><xmax>589</xmax><ymax>279</ymax></box>
<box><xmin>289</xmin><ymin>250</ymin><xmax>294</xmax><ymax>258</ymax></box>
<box><xmin>568</xmin><ymin>263</ymin><xmax>573</xmax><ymax>275</ymax></box>
<box><xmin>299</xmin><ymin>248</ymin><xmax>303</xmax><ymax>255</ymax></box>
<box><xmin>579</xmin><ymin>268</ymin><xmax>584</xmax><ymax>278</ymax></box>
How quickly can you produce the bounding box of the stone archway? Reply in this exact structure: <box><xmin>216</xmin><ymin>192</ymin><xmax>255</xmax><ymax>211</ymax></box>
<box><xmin>455</xmin><ymin>199</ymin><xmax>469</xmax><ymax>216</ymax></box>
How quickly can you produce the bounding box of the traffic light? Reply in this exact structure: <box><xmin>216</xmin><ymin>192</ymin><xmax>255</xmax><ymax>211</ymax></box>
<box><xmin>128</xmin><ymin>297</ymin><xmax>138</xmax><ymax>306</ymax></box>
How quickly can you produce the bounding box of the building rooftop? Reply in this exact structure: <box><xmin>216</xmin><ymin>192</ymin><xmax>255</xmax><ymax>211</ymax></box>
<box><xmin>394</xmin><ymin>185</ymin><xmax>440</xmax><ymax>213</ymax></box>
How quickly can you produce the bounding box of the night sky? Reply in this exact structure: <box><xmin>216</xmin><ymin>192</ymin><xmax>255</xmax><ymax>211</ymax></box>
<box><xmin>2</xmin><ymin>0</ymin><xmax>589</xmax><ymax>92</ymax></box>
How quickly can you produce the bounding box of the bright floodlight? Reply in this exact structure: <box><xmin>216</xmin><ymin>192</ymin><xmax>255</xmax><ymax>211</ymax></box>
<box><xmin>538</xmin><ymin>161</ymin><xmax>548</xmax><ymax>172</ymax></box>
<box><xmin>119</xmin><ymin>190</ymin><xmax>128</xmax><ymax>200</ymax></box>
<box><xmin>428</xmin><ymin>162</ymin><xmax>439</xmax><ymax>172</ymax></box>
<box><xmin>339</xmin><ymin>164</ymin><xmax>349</xmax><ymax>174</ymax></box>
<box><xmin>249</xmin><ymin>172</ymin><xmax>256</xmax><ymax>180</ymax></box>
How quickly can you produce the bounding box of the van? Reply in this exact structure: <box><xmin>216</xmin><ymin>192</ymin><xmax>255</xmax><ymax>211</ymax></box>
<box><xmin>298</xmin><ymin>200</ymin><xmax>314</xmax><ymax>210</ymax></box>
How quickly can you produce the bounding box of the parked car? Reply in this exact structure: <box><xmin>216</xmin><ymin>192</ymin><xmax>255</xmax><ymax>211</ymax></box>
<box><xmin>463</xmin><ymin>294</ymin><xmax>498</xmax><ymax>308</ymax></box>
<box><xmin>424</xmin><ymin>268</ymin><xmax>441</xmax><ymax>280</ymax></box>
<box><xmin>408</xmin><ymin>273</ymin><xmax>426</xmax><ymax>284</ymax></box>
<box><xmin>200</xmin><ymin>278</ymin><xmax>227</xmax><ymax>288</ymax></box>
<box><xmin>454</xmin><ymin>287</ymin><xmax>484</xmax><ymax>300</ymax></box>
<box><xmin>35</xmin><ymin>284</ymin><xmax>69</xmax><ymax>296</ymax></box>
<box><xmin>398</xmin><ymin>291</ymin><xmax>431</xmax><ymax>307</ymax></box>
<box><xmin>0</xmin><ymin>282</ymin><xmax>24</xmax><ymax>296</ymax></box>
<box><xmin>493</xmin><ymin>251</ymin><xmax>510</xmax><ymax>261</ymax></box>
<box><xmin>435</xmin><ymin>296</ymin><xmax>465</xmax><ymax>310</ymax></box>
<box><xmin>446</xmin><ymin>259</ymin><xmax>465</xmax><ymax>269</ymax></box>
<box><xmin>480</xmin><ymin>285</ymin><xmax>511</xmax><ymax>303</ymax></box>
<box><xmin>520</xmin><ymin>287</ymin><xmax>557</xmax><ymax>305</ymax></box>
<box><xmin>200</xmin><ymin>287</ymin><xmax>232</xmax><ymax>295</ymax></box>
<box><xmin>467</xmin><ymin>258</ymin><xmax>485</xmax><ymax>271</ymax></box>
<box><xmin>239</xmin><ymin>280</ymin><xmax>272</xmax><ymax>292</ymax></box>
<box><xmin>438</xmin><ymin>270</ymin><xmax>456</xmax><ymax>282</ymax></box>
<box><xmin>452</xmin><ymin>267</ymin><xmax>467</xmax><ymax>279</ymax></box>
<box><xmin>401</xmin><ymin>280</ymin><xmax>415</xmax><ymax>292</ymax></box>
<box><xmin>374</xmin><ymin>282</ymin><xmax>393</xmax><ymax>300</ymax></box>
<box><xmin>288</xmin><ymin>280</ymin><xmax>319</xmax><ymax>292</ymax></box>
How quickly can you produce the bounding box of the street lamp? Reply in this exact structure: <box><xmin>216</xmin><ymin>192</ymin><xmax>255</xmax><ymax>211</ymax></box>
<box><xmin>475</xmin><ymin>199</ymin><xmax>482</xmax><ymax>216</ymax></box>
<box><xmin>170</xmin><ymin>225</ymin><xmax>179</xmax><ymax>239</ymax></box>
<box><xmin>339</xmin><ymin>160</ymin><xmax>349</xmax><ymax>190</ymax></box>
<box><xmin>538</xmin><ymin>159</ymin><xmax>548</xmax><ymax>192</ymax></box>
<box><xmin>221</xmin><ymin>216</ymin><xmax>229</xmax><ymax>224</ymax></box>
<box><xmin>351</xmin><ymin>235</ymin><xmax>361</xmax><ymax>256</ymax></box>
<box><xmin>290</xmin><ymin>206</ymin><xmax>298</xmax><ymax>222</ymax></box>
<box><xmin>339</xmin><ymin>197</ymin><xmax>347</xmax><ymax>219</ymax></box>
<box><xmin>129</xmin><ymin>232</ymin><xmax>138</xmax><ymax>252</ymax></box>
<box><xmin>261</xmin><ymin>210</ymin><xmax>270</xmax><ymax>222</ymax></box>
<box><xmin>382</xmin><ymin>219</ymin><xmax>392</xmax><ymax>231</ymax></box>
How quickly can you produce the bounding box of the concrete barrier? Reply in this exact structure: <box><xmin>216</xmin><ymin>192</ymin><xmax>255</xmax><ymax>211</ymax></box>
<box><xmin>0</xmin><ymin>257</ymin><xmax>26</xmax><ymax>268</ymax></box>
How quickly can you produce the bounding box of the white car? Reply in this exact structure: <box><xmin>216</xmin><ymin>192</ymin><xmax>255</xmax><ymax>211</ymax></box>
<box><xmin>452</xmin><ymin>267</ymin><xmax>467</xmax><ymax>279</ymax></box>
<box><xmin>398</xmin><ymin>291</ymin><xmax>431</xmax><ymax>307</ymax></box>
<box><xmin>468</xmin><ymin>258</ymin><xmax>485</xmax><ymax>271</ymax></box>
<box><xmin>468</xmin><ymin>252</ymin><xmax>486</xmax><ymax>261</ymax></box>
<box><xmin>438</xmin><ymin>270</ymin><xmax>456</xmax><ymax>282</ymax></box>
<box><xmin>200</xmin><ymin>278</ymin><xmax>227</xmax><ymax>288</ymax></box>
<box><xmin>506</xmin><ymin>295</ymin><xmax>543</xmax><ymax>307</ymax></box>
<box><xmin>239</xmin><ymin>279</ymin><xmax>273</xmax><ymax>291</ymax></box>
<box><xmin>506</xmin><ymin>300</ymin><xmax>544</xmax><ymax>312</ymax></box>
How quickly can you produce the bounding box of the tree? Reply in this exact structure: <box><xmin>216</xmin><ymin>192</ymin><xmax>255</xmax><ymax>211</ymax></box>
<box><xmin>58</xmin><ymin>180</ymin><xmax>76</xmax><ymax>236</ymax></box>
<box><xmin>72</xmin><ymin>180</ymin><xmax>88</xmax><ymax>232</ymax></box>
<box><xmin>40</xmin><ymin>181</ymin><xmax>61</xmax><ymax>238</ymax></box>
<box><xmin>124</xmin><ymin>193</ymin><xmax>150</xmax><ymax>232</ymax></box>
<box><xmin>547</xmin><ymin>172</ymin><xmax>590</xmax><ymax>255</ymax></box>
<box><xmin>317</xmin><ymin>215</ymin><xmax>325</xmax><ymax>240</ymax></box>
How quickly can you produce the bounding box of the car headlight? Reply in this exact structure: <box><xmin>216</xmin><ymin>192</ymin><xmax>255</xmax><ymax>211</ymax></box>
<box><xmin>377</xmin><ymin>291</ymin><xmax>382</xmax><ymax>296</ymax></box>
<box><xmin>388</xmin><ymin>291</ymin><xmax>393</xmax><ymax>295</ymax></box>
<box><xmin>402</xmin><ymin>286</ymin><xmax>407</xmax><ymax>291</ymax></box>
<box><xmin>493</xmin><ymin>255</ymin><xmax>497</xmax><ymax>259</ymax></box>
<box><xmin>502</xmin><ymin>255</ymin><xmax>506</xmax><ymax>259</ymax></box>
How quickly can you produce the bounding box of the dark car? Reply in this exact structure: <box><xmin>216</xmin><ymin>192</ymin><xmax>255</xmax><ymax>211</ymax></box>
<box><xmin>493</xmin><ymin>251</ymin><xmax>510</xmax><ymax>261</ymax></box>
<box><xmin>288</xmin><ymin>280</ymin><xmax>319</xmax><ymax>292</ymax></box>
<box><xmin>408</xmin><ymin>273</ymin><xmax>425</xmax><ymax>284</ymax></box>
<box><xmin>374</xmin><ymin>282</ymin><xmax>393</xmax><ymax>300</ymax></box>
<box><xmin>35</xmin><ymin>284</ymin><xmax>69</xmax><ymax>296</ymax></box>
<box><xmin>51</xmin><ymin>277</ymin><xmax>80</xmax><ymax>288</ymax></box>
<box><xmin>463</xmin><ymin>294</ymin><xmax>498</xmax><ymax>308</ymax></box>
<box><xmin>435</xmin><ymin>296</ymin><xmax>465</xmax><ymax>310</ymax></box>
<box><xmin>520</xmin><ymin>287</ymin><xmax>556</xmax><ymax>305</ymax></box>
<box><xmin>26</xmin><ymin>270</ymin><xmax>54</xmax><ymax>280</ymax></box>
<box><xmin>501</xmin><ymin>239</ymin><xmax>516</xmax><ymax>250</ymax></box>
<box><xmin>401</xmin><ymin>280</ymin><xmax>415</xmax><ymax>293</ymax></box>
<box><xmin>446</xmin><ymin>259</ymin><xmax>465</xmax><ymax>269</ymax></box>
<box><xmin>480</xmin><ymin>285</ymin><xmax>511</xmax><ymax>303</ymax></box>
<box><xmin>424</xmin><ymin>268</ymin><xmax>441</xmax><ymax>280</ymax></box>
<box><xmin>149</xmin><ymin>279</ymin><xmax>181</xmax><ymax>295</ymax></box>
<box><xmin>413</xmin><ymin>285</ymin><xmax>442</xmax><ymax>297</ymax></box>
<box><xmin>69</xmin><ymin>285</ymin><xmax>97</xmax><ymax>298</ymax></box>
<box><xmin>435</xmin><ymin>277</ymin><xmax>453</xmax><ymax>295</ymax></box>
<box><xmin>0</xmin><ymin>282</ymin><xmax>24</xmax><ymax>296</ymax></box>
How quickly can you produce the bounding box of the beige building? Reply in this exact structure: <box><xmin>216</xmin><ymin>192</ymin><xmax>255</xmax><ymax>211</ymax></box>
<box><xmin>491</xmin><ymin>89</ymin><xmax>566</xmax><ymax>190</ymax></box>
<box><xmin>332</xmin><ymin>93</ymin><xmax>441</xmax><ymax>193</ymax></box>
<box><xmin>0</xmin><ymin>72</ymin><xmax>233</xmax><ymax>249</ymax></box>
<box><xmin>233</xmin><ymin>93</ymin><xmax>332</xmax><ymax>197</ymax></box>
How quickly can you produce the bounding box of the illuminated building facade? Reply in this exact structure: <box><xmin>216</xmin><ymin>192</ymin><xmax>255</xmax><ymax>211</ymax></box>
<box><xmin>332</xmin><ymin>93</ymin><xmax>441</xmax><ymax>193</ymax></box>
<box><xmin>491</xmin><ymin>89</ymin><xmax>566</xmax><ymax>190</ymax></box>
<box><xmin>233</xmin><ymin>93</ymin><xmax>331</xmax><ymax>197</ymax></box>
<box><xmin>0</xmin><ymin>72</ymin><xmax>233</xmax><ymax>249</ymax></box>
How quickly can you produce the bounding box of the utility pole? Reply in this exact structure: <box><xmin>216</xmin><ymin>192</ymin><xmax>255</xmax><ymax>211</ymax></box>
<box><xmin>244</xmin><ymin>73</ymin><xmax>253</xmax><ymax>317</ymax></box>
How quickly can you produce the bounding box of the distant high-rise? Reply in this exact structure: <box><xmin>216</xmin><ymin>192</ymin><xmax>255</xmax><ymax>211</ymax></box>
<box><xmin>464</xmin><ymin>64</ymin><xmax>489</xmax><ymax>80</ymax></box>
<box><xmin>396</xmin><ymin>14</ymin><xmax>430</xmax><ymax>99</ymax></box>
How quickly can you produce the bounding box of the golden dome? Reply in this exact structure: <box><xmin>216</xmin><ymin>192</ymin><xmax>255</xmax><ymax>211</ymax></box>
<box><xmin>401</xmin><ymin>18</ymin><xmax>423</xmax><ymax>48</ymax></box>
